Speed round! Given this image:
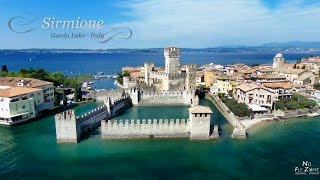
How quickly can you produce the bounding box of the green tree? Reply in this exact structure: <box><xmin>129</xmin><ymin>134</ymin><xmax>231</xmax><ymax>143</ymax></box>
<box><xmin>302</xmin><ymin>65</ymin><xmax>306</xmax><ymax>69</ymax></box>
<box><xmin>74</xmin><ymin>85</ymin><xmax>82</xmax><ymax>102</ymax></box>
<box><xmin>221</xmin><ymin>97</ymin><xmax>251</xmax><ymax>117</ymax></box>
<box><xmin>275</xmin><ymin>101</ymin><xmax>285</xmax><ymax>110</ymax></box>
<box><xmin>286</xmin><ymin>100</ymin><xmax>300</xmax><ymax>110</ymax></box>
<box><xmin>217</xmin><ymin>92</ymin><xmax>226</xmax><ymax>98</ymax></box>
<box><xmin>1</xmin><ymin>65</ymin><xmax>8</xmax><ymax>73</ymax></box>
<box><xmin>116</xmin><ymin>70</ymin><xmax>130</xmax><ymax>85</ymax></box>
<box><xmin>314</xmin><ymin>83</ymin><xmax>320</xmax><ymax>90</ymax></box>
<box><xmin>293</xmin><ymin>64</ymin><xmax>297</xmax><ymax>69</ymax></box>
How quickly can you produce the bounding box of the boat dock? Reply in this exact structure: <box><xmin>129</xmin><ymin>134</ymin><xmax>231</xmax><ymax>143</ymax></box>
<box><xmin>92</xmin><ymin>74</ymin><xmax>118</xmax><ymax>79</ymax></box>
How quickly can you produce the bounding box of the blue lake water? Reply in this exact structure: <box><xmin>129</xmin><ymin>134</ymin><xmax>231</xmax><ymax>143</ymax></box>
<box><xmin>0</xmin><ymin>100</ymin><xmax>319</xmax><ymax>179</ymax></box>
<box><xmin>0</xmin><ymin>52</ymin><xmax>318</xmax><ymax>75</ymax></box>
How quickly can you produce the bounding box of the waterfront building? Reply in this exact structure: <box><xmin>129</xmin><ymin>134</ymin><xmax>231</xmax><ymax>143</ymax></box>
<box><xmin>0</xmin><ymin>77</ymin><xmax>54</xmax><ymax>125</ymax></box>
<box><xmin>262</xmin><ymin>82</ymin><xmax>294</xmax><ymax>99</ymax></box>
<box><xmin>0</xmin><ymin>77</ymin><xmax>54</xmax><ymax>104</ymax></box>
<box><xmin>234</xmin><ymin>83</ymin><xmax>278</xmax><ymax>110</ymax></box>
<box><xmin>0</xmin><ymin>87</ymin><xmax>44</xmax><ymax>125</ymax></box>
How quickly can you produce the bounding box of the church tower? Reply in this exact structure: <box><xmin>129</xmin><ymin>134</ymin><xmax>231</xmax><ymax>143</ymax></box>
<box><xmin>164</xmin><ymin>47</ymin><xmax>181</xmax><ymax>74</ymax></box>
<box><xmin>272</xmin><ymin>53</ymin><xmax>285</xmax><ymax>69</ymax></box>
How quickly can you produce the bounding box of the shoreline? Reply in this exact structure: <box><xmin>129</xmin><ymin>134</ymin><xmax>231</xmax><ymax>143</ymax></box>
<box><xmin>205</xmin><ymin>93</ymin><xmax>320</xmax><ymax>133</ymax></box>
<box><xmin>244</xmin><ymin>113</ymin><xmax>320</xmax><ymax>133</ymax></box>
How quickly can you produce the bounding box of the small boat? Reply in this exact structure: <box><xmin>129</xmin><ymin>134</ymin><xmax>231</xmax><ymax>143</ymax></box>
<box><xmin>98</xmin><ymin>72</ymin><xmax>104</xmax><ymax>75</ymax></box>
<box><xmin>88</xmin><ymin>81</ymin><xmax>94</xmax><ymax>85</ymax></box>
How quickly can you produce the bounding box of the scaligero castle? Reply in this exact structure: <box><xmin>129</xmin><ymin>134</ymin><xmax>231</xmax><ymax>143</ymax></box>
<box><xmin>54</xmin><ymin>47</ymin><xmax>219</xmax><ymax>143</ymax></box>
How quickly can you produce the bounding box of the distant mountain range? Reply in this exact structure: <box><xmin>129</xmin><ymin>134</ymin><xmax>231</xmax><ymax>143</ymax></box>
<box><xmin>261</xmin><ymin>41</ymin><xmax>320</xmax><ymax>48</ymax></box>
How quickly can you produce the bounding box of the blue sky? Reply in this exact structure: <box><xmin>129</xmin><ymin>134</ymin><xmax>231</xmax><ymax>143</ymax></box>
<box><xmin>0</xmin><ymin>0</ymin><xmax>320</xmax><ymax>49</ymax></box>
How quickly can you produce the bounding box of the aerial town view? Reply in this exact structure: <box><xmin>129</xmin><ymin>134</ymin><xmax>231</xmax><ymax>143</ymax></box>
<box><xmin>0</xmin><ymin>0</ymin><xmax>320</xmax><ymax>179</ymax></box>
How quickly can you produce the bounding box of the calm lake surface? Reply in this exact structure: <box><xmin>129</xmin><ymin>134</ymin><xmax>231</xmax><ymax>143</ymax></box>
<box><xmin>0</xmin><ymin>99</ymin><xmax>319</xmax><ymax>179</ymax></box>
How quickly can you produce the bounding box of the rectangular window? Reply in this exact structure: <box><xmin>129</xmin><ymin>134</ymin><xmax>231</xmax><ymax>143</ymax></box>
<box><xmin>22</xmin><ymin>105</ymin><xmax>25</xmax><ymax>109</ymax></box>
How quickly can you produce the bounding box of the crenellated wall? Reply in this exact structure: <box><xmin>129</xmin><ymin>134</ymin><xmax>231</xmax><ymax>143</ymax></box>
<box><xmin>92</xmin><ymin>89</ymin><xmax>124</xmax><ymax>102</ymax></box>
<box><xmin>101</xmin><ymin>119</ymin><xmax>190</xmax><ymax>139</ymax></box>
<box><xmin>126</xmin><ymin>88</ymin><xmax>199</xmax><ymax>106</ymax></box>
<box><xmin>55</xmin><ymin>95</ymin><xmax>132</xmax><ymax>143</ymax></box>
<box><xmin>101</xmin><ymin>104</ymin><xmax>215</xmax><ymax>140</ymax></box>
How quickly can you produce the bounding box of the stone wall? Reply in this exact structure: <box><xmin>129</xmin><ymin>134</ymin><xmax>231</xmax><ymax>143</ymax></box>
<box><xmin>91</xmin><ymin>89</ymin><xmax>124</xmax><ymax>102</ymax></box>
<box><xmin>101</xmin><ymin>119</ymin><xmax>190</xmax><ymax>139</ymax></box>
<box><xmin>55</xmin><ymin>95</ymin><xmax>132</xmax><ymax>143</ymax></box>
<box><xmin>127</xmin><ymin>88</ymin><xmax>199</xmax><ymax>106</ymax></box>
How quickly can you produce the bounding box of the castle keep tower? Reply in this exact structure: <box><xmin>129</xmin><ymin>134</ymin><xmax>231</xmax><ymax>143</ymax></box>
<box><xmin>164</xmin><ymin>47</ymin><xmax>181</xmax><ymax>74</ymax></box>
<box><xmin>189</xmin><ymin>105</ymin><xmax>213</xmax><ymax>140</ymax></box>
<box><xmin>272</xmin><ymin>53</ymin><xmax>285</xmax><ymax>69</ymax></box>
<box><xmin>185</xmin><ymin>64</ymin><xmax>197</xmax><ymax>91</ymax></box>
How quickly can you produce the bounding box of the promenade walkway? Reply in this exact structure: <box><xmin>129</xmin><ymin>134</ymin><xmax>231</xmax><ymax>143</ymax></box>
<box><xmin>206</xmin><ymin>94</ymin><xmax>246</xmax><ymax>138</ymax></box>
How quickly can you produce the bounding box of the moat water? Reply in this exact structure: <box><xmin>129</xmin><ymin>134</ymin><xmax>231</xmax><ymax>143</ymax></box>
<box><xmin>0</xmin><ymin>99</ymin><xmax>319</xmax><ymax>179</ymax></box>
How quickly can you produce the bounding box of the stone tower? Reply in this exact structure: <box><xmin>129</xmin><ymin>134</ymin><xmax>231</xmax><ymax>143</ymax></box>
<box><xmin>105</xmin><ymin>97</ymin><xmax>112</xmax><ymax>115</ymax></box>
<box><xmin>127</xmin><ymin>88</ymin><xmax>140</xmax><ymax>105</ymax></box>
<box><xmin>272</xmin><ymin>53</ymin><xmax>285</xmax><ymax>69</ymax></box>
<box><xmin>164</xmin><ymin>47</ymin><xmax>181</xmax><ymax>74</ymax></box>
<box><xmin>185</xmin><ymin>64</ymin><xmax>197</xmax><ymax>91</ymax></box>
<box><xmin>189</xmin><ymin>105</ymin><xmax>212</xmax><ymax>140</ymax></box>
<box><xmin>144</xmin><ymin>62</ymin><xmax>154</xmax><ymax>86</ymax></box>
<box><xmin>123</xmin><ymin>76</ymin><xmax>129</xmax><ymax>89</ymax></box>
<box><xmin>55</xmin><ymin>110</ymin><xmax>80</xmax><ymax>143</ymax></box>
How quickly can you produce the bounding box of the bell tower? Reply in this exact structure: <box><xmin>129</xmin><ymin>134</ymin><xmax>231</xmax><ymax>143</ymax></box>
<box><xmin>272</xmin><ymin>53</ymin><xmax>285</xmax><ymax>69</ymax></box>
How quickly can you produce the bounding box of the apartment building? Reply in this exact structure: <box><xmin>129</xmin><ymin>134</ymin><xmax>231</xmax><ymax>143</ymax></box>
<box><xmin>234</xmin><ymin>83</ymin><xmax>277</xmax><ymax>109</ymax></box>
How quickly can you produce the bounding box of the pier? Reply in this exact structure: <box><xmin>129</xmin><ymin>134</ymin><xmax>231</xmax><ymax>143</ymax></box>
<box><xmin>92</xmin><ymin>74</ymin><xmax>118</xmax><ymax>79</ymax></box>
<box><xmin>206</xmin><ymin>94</ymin><xmax>246</xmax><ymax>138</ymax></box>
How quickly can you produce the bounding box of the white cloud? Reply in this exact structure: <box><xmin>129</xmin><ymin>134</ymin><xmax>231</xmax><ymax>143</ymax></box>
<box><xmin>110</xmin><ymin>0</ymin><xmax>320</xmax><ymax>48</ymax></box>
